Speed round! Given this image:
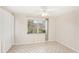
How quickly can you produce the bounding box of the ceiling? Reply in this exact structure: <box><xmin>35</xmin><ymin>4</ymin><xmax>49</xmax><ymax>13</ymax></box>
<box><xmin>2</xmin><ymin>6</ymin><xmax>79</xmax><ymax>16</ymax></box>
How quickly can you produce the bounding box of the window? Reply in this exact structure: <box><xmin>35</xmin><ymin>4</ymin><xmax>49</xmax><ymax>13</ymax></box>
<box><xmin>28</xmin><ymin>19</ymin><xmax>46</xmax><ymax>34</ymax></box>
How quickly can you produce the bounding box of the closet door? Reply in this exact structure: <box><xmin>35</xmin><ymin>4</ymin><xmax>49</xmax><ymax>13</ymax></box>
<box><xmin>1</xmin><ymin>8</ymin><xmax>14</xmax><ymax>53</ymax></box>
<box><xmin>0</xmin><ymin>8</ymin><xmax>3</xmax><ymax>52</ymax></box>
<box><xmin>0</xmin><ymin>16</ymin><xmax>1</xmax><ymax>52</ymax></box>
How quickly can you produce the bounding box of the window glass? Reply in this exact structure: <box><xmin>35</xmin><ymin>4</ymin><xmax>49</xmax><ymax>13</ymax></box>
<box><xmin>28</xmin><ymin>19</ymin><xmax>46</xmax><ymax>34</ymax></box>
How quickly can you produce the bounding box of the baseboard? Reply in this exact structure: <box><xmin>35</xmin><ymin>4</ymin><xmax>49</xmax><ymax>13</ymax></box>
<box><xmin>56</xmin><ymin>40</ymin><xmax>79</xmax><ymax>53</ymax></box>
<box><xmin>14</xmin><ymin>41</ymin><xmax>55</xmax><ymax>45</ymax></box>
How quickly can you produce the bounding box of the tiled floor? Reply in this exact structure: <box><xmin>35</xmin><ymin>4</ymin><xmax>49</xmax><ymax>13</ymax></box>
<box><xmin>7</xmin><ymin>41</ymin><xmax>76</xmax><ymax>53</ymax></box>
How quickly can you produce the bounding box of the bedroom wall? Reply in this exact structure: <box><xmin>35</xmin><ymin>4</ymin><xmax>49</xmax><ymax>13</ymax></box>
<box><xmin>14</xmin><ymin>15</ymin><xmax>55</xmax><ymax>45</ymax></box>
<box><xmin>55</xmin><ymin>9</ymin><xmax>79</xmax><ymax>52</ymax></box>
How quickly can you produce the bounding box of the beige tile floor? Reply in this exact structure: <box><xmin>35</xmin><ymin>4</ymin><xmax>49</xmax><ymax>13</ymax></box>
<box><xmin>7</xmin><ymin>41</ymin><xmax>76</xmax><ymax>53</ymax></box>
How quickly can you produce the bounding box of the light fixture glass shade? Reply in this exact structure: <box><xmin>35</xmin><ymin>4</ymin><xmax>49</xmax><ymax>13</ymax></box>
<box><xmin>41</xmin><ymin>12</ymin><xmax>48</xmax><ymax>19</ymax></box>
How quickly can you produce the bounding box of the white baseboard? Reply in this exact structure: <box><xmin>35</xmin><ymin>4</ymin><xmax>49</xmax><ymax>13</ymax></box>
<box><xmin>14</xmin><ymin>41</ymin><xmax>45</xmax><ymax>45</ymax></box>
<box><xmin>14</xmin><ymin>41</ymin><xmax>55</xmax><ymax>45</ymax></box>
<box><xmin>56</xmin><ymin>40</ymin><xmax>79</xmax><ymax>53</ymax></box>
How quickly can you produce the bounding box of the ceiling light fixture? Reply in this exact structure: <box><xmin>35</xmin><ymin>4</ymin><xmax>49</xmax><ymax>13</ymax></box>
<box><xmin>41</xmin><ymin>6</ymin><xmax>49</xmax><ymax>19</ymax></box>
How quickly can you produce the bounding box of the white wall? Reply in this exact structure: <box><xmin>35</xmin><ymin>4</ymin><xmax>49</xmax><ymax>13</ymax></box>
<box><xmin>0</xmin><ymin>8</ymin><xmax>14</xmax><ymax>52</ymax></box>
<box><xmin>14</xmin><ymin>15</ymin><xmax>55</xmax><ymax>45</ymax></box>
<box><xmin>48</xmin><ymin>16</ymin><xmax>55</xmax><ymax>41</ymax></box>
<box><xmin>56</xmin><ymin>9</ymin><xmax>79</xmax><ymax>52</ymax></box>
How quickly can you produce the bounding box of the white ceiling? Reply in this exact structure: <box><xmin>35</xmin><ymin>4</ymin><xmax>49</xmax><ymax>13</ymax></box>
<box><xmin>3</xmin><ymin>6</ymin><xmax>79</xmax><ymax>16</ymax></box>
